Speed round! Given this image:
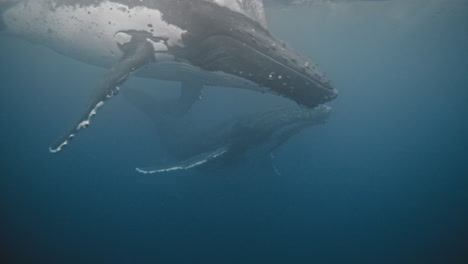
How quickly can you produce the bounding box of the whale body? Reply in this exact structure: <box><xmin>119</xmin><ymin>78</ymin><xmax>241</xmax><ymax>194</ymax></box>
<box><xmin>123</xmin><ymin>88</ymin><xmax>332</xmax><ymax>174</ymax></box>
<box><xmin>0</xmin><ymin>0</ymin><xmax>337</xmax><ymax>152</ymax></box>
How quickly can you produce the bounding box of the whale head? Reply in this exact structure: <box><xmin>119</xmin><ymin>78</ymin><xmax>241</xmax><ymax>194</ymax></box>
<box><xmin>176</xmin><ymin>2</ymin><xmax>338</xmax><ymax>108</ymax></box>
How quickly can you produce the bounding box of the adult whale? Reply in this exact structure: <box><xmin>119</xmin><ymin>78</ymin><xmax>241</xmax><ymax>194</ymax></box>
<box><xmin>123</xmin><ymin>88</ymin><xmax>332</xmax><ymax>174</ymax></box>
<box><xmin>0</xmin><ymin>0</ymin><xmax>337</xmax><ymax>152</ymax></box>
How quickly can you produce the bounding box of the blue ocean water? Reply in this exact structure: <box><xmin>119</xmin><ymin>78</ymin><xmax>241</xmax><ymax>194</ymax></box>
<box><xmin>1</xmin><ymin>1</ymin><xmax>467</xmax><ymax>263</ymax></box>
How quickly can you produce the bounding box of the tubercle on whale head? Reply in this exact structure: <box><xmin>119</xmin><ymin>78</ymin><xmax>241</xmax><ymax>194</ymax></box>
<box><xmin>226</xmin><ymin>25</ymin><xmax>339</xmax><ymax>107</ymax></box>
<box><xmin>190</xmin><ymin>35</ymin><xmax>338</xmax><ymax>107</ymax></box>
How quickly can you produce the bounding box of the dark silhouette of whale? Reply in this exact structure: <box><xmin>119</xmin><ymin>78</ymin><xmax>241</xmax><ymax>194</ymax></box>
<box><xmin>123</xmin><ymin>88</ymin><xmax>332</xmax><ymax>174</ymax></box>
<box><xmin>1</xmin><ymin>0</ymin><xmax>337</xmax><ymax>153</ymax></box>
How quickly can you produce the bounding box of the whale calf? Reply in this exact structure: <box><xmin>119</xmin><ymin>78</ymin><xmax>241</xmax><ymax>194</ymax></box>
<box><xmin>123</xmin><ymin>88</ymin><xmax>331</xmax><ymax>174</ymax></box>
<box><xmin>0</xmin><ymin>0</ymin><xmax>337</xmax><ymax>152</ymax></box>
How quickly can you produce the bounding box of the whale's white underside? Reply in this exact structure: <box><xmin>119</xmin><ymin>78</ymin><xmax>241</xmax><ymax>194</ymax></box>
<box><xmin>3</xmin><ymin>0</ymin><xmax>268</xmax><ymax>90</ymax></box>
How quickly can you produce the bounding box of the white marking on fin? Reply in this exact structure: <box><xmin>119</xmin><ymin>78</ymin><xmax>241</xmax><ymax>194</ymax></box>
<box><xmin>50</xmin><ymin>99</ymin><xmax>106</xmax><ymax>153</ymax></box>
<box><xmin>76</xmin><ymin>101</ymin><xmax>105</xmax><ymax>130</ymax></box>
<box><xmin>49</xmin><ymin>140</ymin><xmax>68</xmax><ymax>153</ymax></box>
<box><xmin>136</xmin><ymin>148</ymin><xmax>228</xmax><ymax>174</ymax></box>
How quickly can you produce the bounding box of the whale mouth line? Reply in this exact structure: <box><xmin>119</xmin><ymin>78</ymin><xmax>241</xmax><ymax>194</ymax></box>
<box><xmin>248</xmin><ymin>42</ymin><xmax>335</xmax><ymax>93</ymax></box>
<box><xmin>204</xmin><ymin>34</ymin><xmax>336</xmax><ymax>97</ymax></box>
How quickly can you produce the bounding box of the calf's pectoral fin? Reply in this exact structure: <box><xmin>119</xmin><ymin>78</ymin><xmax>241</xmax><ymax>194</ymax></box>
<box><xmin>266</xmin><ymin>122</ymin><xmax>314</xmax><ymax>154</ymax></box>
<box><xmin>153</xmin><ymin>81</ymin><xmax>203</xmax><ymax>117</ymax></box>
<box><xmin>174</xmin><ymin>81</ymin><xmax>203</xmax><ymax>115</ymax></box>
<box><xmin>49</xmin><ymin>34</ymin><xmax>155</xmax><ymax>153</ymax></box>
<box><xmin>136</xmin><ymin>147</ymin><xmax>228</xmax><ymax>174</ymax></box>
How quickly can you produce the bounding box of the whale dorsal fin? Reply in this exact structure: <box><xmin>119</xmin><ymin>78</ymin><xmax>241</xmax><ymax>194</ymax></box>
<box><xmin>210</xmin><ymin>0</ymin><xmax>267</xmax><ymax>28</ymax></box>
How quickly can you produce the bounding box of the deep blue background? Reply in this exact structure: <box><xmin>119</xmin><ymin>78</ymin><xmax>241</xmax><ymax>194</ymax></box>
<box><xmin>1</xmin><ymin>1</ymin><xmax>467</xmax><ymax>263</ymax></box>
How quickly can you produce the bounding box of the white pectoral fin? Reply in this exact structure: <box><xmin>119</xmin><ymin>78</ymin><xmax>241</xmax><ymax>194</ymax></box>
<box><xmin>136</xmin><ymin>147</ymin><xmax>229</xmax><ymax>174</ymax></box>
<box><xmin>49</xmin><ymin>33</ymin><xmax>155</xmax><ymax>153</ymax></box>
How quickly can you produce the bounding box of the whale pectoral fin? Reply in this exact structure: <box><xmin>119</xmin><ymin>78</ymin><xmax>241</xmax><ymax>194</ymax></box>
<box><xmin>49</xmin><ymin>36</ymin><xmax>155</xmax><ymax>153</ymax></box>
<box><xmin>142</xmin><ymin>81</ymin><xmax>202</xmax><ymax>117</ymax></box>
<box><xmin>267</xmin><ymin>122</ymin><xmax>313</xmax><ymax>153</ymax></box>
<box><xmin>174</xmin><ymin>81</ymin><xmax>203</xmax><ymax>115</ymax></box>
<box><xmin>136</xmin><ymin>147</ymin><xmax>228</xmax><ymax>174</ymax></box>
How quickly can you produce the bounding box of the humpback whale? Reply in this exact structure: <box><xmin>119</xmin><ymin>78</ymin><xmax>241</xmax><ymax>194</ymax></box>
<box><xmin>0</xmin><ymin>0</ymin><xmax>337</xmax><ymax>153</ymax></box>
<box><xmin>124</xmin><ymin>89</ymin><xmax>331</xmax><ymax>174</ymax></box>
